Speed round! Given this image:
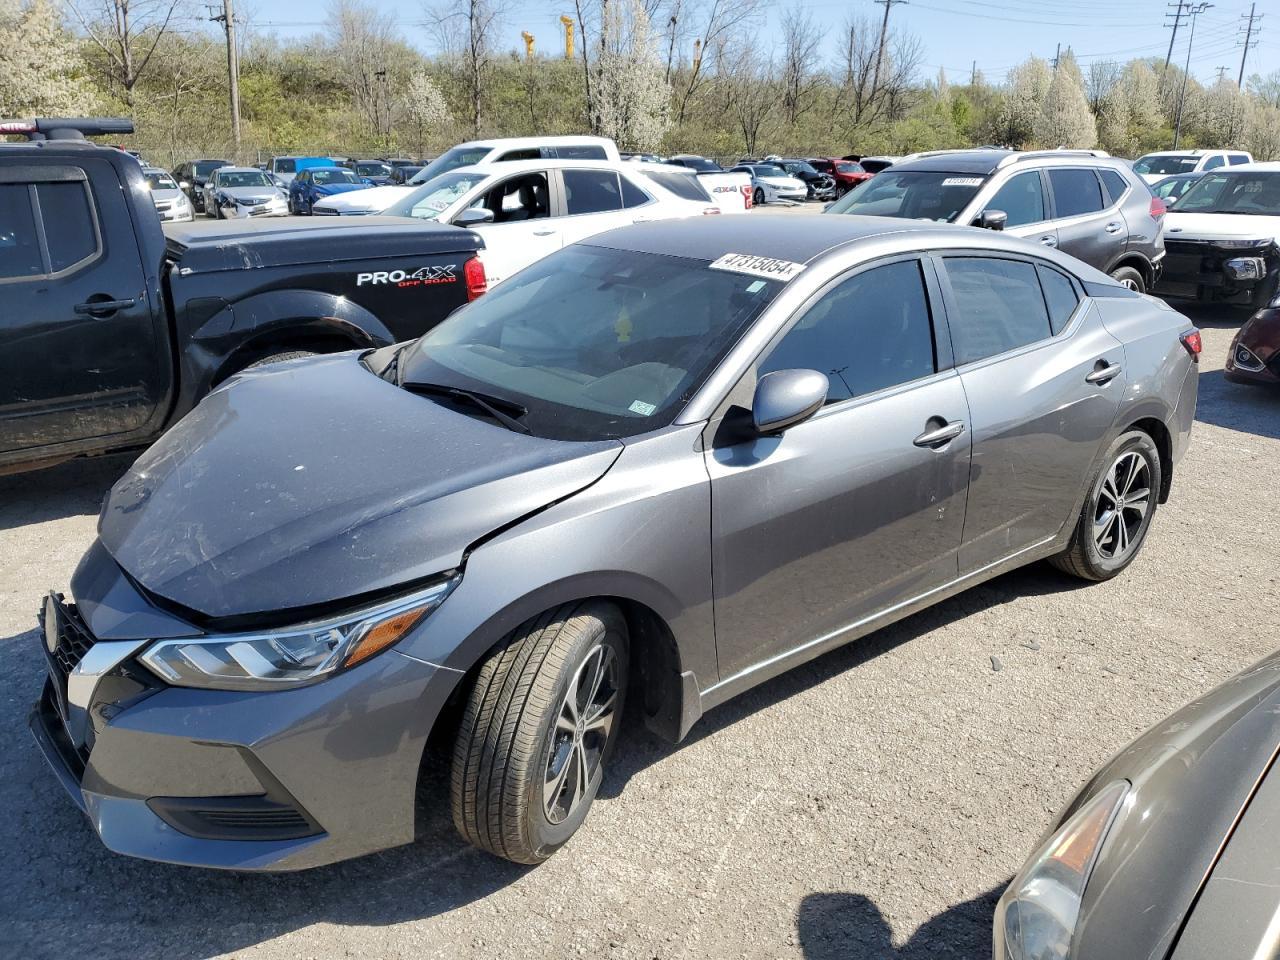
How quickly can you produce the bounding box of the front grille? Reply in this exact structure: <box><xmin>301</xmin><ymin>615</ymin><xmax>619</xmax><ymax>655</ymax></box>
<box><xmin>312</xmin><ymin>207</ymin><xmax>339</xmax><ymax>215</ymax></box>
<box><xmin>44</xmin><ymin>597</ymin><xmax>95</xmax><ymax>680</ymax></box>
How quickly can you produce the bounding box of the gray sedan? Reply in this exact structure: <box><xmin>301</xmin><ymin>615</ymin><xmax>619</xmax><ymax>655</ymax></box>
<box><xmin>996</xmin><ymin>650</ymin><xmax>1280</xmax><ymax>960</ymax></box>
<box><xmin>30</xmin><ymin>216</ymin><xmax>1199</xmax><ymax>871</ymax></box>
<box><xmin>201</xmin><ymin>166</ymin><xmax>289</xmax><ymax>219</ymax></box>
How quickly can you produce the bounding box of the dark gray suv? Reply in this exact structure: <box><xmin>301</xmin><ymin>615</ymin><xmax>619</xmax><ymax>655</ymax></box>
<box><xmin>827</xmin><ymin>149</ymin><xmax>1166</xmax><ymax>293</ymax></box>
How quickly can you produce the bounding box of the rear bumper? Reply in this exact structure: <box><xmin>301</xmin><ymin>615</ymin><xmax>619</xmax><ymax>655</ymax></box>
<box><xmin>30</xmin><ymin>627</ymin><xmax>458</xmax><ymax>871</ymax></box>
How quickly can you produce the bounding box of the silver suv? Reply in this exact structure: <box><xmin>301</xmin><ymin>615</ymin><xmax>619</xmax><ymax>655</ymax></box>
<box><xmin>827</xmin><ymin>149</ymin><xmax>1166</xmax><ymax>293</ymax></box>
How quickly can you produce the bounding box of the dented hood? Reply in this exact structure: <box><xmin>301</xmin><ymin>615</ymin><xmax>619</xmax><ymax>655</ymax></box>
<box><xmin>99</xmin><ymin>354</ymin><xmax>622</xmax><ymax>620</ymax></box>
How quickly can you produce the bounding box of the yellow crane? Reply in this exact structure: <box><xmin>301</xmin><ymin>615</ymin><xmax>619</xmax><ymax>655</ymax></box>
<box><xmin>560</xmin><ymin>14</ymin><xmax>574</xmax><ymax>59</ymax></box>
<box><xmin>522</xmin><ymin>31</ymin><xmax>535</xmax><ymax>60</ymax></box>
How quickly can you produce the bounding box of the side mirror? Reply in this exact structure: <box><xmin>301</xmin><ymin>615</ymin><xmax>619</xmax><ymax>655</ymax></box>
<box><xmin>361</xmin><ymin>177</ymin><xmax>374</xmax><ymax>185</ymax></box>
<box><xmin>454</xmin><ymin>207</ymin><xmax>496</xmax><ymax>227</ymax></box>
<box><xmin>974</xmin><ymin>209</ymin><xmax>1008</xmax><ymax>231</ymax></box>
<box><xmin>752</xmin><ymin>369</ymin><xmax>829</xmax><ymax>435</ymax></box>
<box><xmin>179</xmin><ymin>180</ymin><xmax>190</xmax><ymax>190</ymax></box>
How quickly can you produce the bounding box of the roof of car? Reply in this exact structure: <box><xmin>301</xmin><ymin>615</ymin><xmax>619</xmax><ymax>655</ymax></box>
<box><xmin>584</xmin><ymin>214</ymin><xmax>947</xmax><ymax>264</ymax></box>
<box><xmin>458</xmin><ymin>135</ymin><xmax>616</xmax><ymax>150</ymax></box>
<box><xmin>1212</xmin><ymin>161</ymin><xmax>1280</xmax><ymax>173</ymax></box>
<box><xmin>446</xmin><ymin>158</ymin><xmax>692</xmax><ymax>177</ymax></box>
<box><xmin>1140</xmin><ymin>149</ymin><xmax>1250</xmax><ymax>157</ymax></box>
<box><xmin>213</xmin><ymin>166</ymin><xmax>265</xmax><ymax>175</ymax></box>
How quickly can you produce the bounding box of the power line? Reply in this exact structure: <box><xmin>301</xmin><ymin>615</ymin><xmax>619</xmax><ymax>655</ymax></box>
<box><xmin>871</xmin><ymin>0</ymin><xmax>908</xmax><ymax>97</ymax></box>
<box><xmin>207</xmin><ymin>0</ymin><xmax>241</xmax><ymax>152</ymax></box>
<box><xmin>1174</xmin><ymin>2</ymin><xmax>1213</xmax><ymax>148</ymax></box>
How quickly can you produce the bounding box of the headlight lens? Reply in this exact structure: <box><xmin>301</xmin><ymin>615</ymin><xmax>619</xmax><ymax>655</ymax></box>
<box><xmin>996</xmin><ymin>780</ymin><xmax>1129</xmax><ymax>960</ymax></box>
<box><xmin>138</xmin><ymin>575</ymin><xmax>458</xmax><ymax>691</ymax></box>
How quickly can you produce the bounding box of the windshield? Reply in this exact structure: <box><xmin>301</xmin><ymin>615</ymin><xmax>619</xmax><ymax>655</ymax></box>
<box><xmin>1174</xmin><ymin>172</ymin><xmax>1280</xmax><ymax>215</ymax></box>
<box><xmin>1134</xmin><ymin>155</ymin><xmax>1200</xmax><ymax>175</ymax></box>
<box><xmin>784</xmin><ymin>161</ymin><xmax>819</xmax><ymax>177</ymax></box>
<box><xmin>407</xmin><ymin>146</ymin><xmax>492</xmax><ymax>185</ymax></box>
<box><xmin>673</xmin><ymin>156</ymin><xmax>720</xmax><ymax>172</ymax></box>
<box><xmin>835</xmin><ymin>161</ymin><xmax>864</xmax><ymax>174</ymax></box>
<box><xmin>383</xmin><ymin>171</ymin><xmax>489</xmax><ymax>220</ymax></box>
<box><xmin>313</xmin><ymin>168</ymin><xmax>360</xmax><ymax>185</ymax></box>
<box><xmin>217</xmin><ymin>171</ymin><xmax>272</xmax><ymax>188</ymax></box>
<box><xmin>395</xmin><ymin>245</ymin><xmax>783</xmax><ymax>441</ymax></box>
<box><xmin>826</xmin><ymin>170</ymin><xmax>985</xmax><ymax>222</ymax></box>
<box><xmin>355</xmin><ymin>162</ymin><xmax>391</xmax><ymax>177</ymax></box>
<box><xmin>145</xmin><ymin>171</ymin><xmax>178</xmax><ymax>190</ymax></box>
<box><xmin>754</xmin><ymin>165</ymin><xmax>788</xmax><ymax>178</ymax></box>
<box><xmin>194</xmin><ymin>161</ymin><xmax>229</xmax><ymax>177</ymax></box>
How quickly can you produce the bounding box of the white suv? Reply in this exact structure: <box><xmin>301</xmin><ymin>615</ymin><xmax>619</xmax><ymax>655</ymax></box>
<box><xmin>1133</xmin><ymin>149</ymin><xmax>1253</xmax><ymax>185</ymax></box>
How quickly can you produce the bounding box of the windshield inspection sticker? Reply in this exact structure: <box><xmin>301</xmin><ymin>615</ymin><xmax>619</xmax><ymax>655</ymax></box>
<box><xmin>942</xmin><ymin>177</ymin><xmax>984</xmax><ymax>187</ymax></box>
<box><xmin>628</xmin><ymin>400</ymin><xmax>657</xmax><ymax>416</ymax></box>
<box><xmin>709</xmin><ymin>253</ymin><xmax>806</xmax><ymax>282</ymax></box>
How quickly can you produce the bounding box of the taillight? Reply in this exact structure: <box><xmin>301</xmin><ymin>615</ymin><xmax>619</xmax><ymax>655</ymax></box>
<box><xmin>1180</xmin><ymin>329</ymin><xmax>1202</xmax><ymax>360</ymax></box>
<box><xmin>742</xmin><ymin>184</ymin><xmax>753</xmax><ymax>210</ymax></box>
<box><xmin>464</xmin><ymin>256</ymin><xmax>487</xmax><ymax>300</ymax></box>
<box><xmin>1149</xmin><ymin>195</ymin><xmax>1167</xmax><ymax>219</ymax></box>
<box><xmin>702</xmin><ymin>206</ymin><xmax>721</xmax><ymax>215</ymax></box>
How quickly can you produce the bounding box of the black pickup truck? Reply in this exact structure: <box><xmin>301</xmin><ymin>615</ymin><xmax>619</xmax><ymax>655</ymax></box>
<box><xmin>0</xmin><ymin>118</ymin><xmax>486</xmax><ymax>475</ymax></box>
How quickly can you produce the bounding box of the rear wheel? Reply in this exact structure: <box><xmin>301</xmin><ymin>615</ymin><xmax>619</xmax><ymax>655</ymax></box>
<box><xmin>753</xmin><ymin>187</ymin><xmax>765</xmax><ymax>207</ymax></box>
<box><xmin>1109</xmin><ymin>265</ymin><xmax>1145</xmax><ymax>293</ymax></box>
<box><xmin>1050</xmin><ymin>430</ymin><xmax>1161</xmax><ymax>581</ymax></box>
<box><xmin>451</xmin><ymin>601</ymin><xmax>628</xmax><ymax>864</ymax></box>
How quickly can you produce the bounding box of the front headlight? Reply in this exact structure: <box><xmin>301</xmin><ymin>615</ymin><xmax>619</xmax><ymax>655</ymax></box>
<box><xmin>138</xmin><ymin>575</ymin><xmax>458</xmax><ymax>691</ymax></box>
<box><xmin>995</xmin><ymin>780</ymin><xmax>1129</xmax><ymax>960</ymax></box>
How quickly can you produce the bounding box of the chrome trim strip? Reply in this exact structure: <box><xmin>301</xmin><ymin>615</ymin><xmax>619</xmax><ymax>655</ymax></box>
<box><xmin>67</xmin><ymin>639</ymin><xmax>150</xmax><ymax>746</ymax></box>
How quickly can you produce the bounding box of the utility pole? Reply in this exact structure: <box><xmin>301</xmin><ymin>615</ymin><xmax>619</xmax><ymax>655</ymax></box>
<box><xmin>1173</xmin><ymin>2</ymin><xmax>1212</xmax><ymax>149</ymax></box>
<box><xmin>208</xmin><ymin>0</ymin><xmax>241</xmax><ymax>153</ymax></box>
<box><xmin>1051</xmin><ymin>42</ymin><xmax>1061</xmax><ymax>69</ymax></box>
<box><xmin>1238</xmin><ymin>2</ymin><xmax>1262</xmax><ymax>87</ymax></box>
<box><xmin>970</xmin><ymin>59</ymin><xmax>977</xmax><ymax>85</ymax></box>
<box><xmin>1163</xmin><ymin>1</ymin><xmax>1190</xmax><ymax>76</ymax></box>
<box><xmin>1214</xmin><ymin>65</ymin><xmax>1228</xmax><ymax>83</ymax></box>
<box><xmin>871</xmin><ymin>0</ymin><xmax>907</xmax><ymax>98</ymax></box>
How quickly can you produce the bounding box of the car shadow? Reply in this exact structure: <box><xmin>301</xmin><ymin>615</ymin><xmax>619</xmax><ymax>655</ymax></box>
<box><xmin>1</xmin><ymin>561</ymin><xmax>1071</xmax><ymax>960</ymax></box>
<box><xmin>0</xmin><ymin>453</ymin><xmax>133</xmax><ymax>531</ymax></box>
<box><xmin>1194</xmin><ymin>367</ymin><xmax>1280</xmax><ymax>442</ymax></box>
<box><xmin>796</xmin><ymin>886</ymin><xmax>1002</xmax><ymax>959</ymax></box>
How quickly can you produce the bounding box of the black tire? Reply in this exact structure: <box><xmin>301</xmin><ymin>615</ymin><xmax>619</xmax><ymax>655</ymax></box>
<box><xmin>1050</xmin><ymin>429</ymin><xmax>1161</xmax><ymax>581</ymax></box>
<box><xmin>243</xmin><ymin>349</ymin><xmax>317</xmax><ymax>370</ymax></box>
<box><xmin>836</xmin><ymin>185</ymin><xmax>848</xmax><ymax>199</ymax></box>
<box><xmin>1109</xmin><ymin>265</ymin><xmax>1145</xmax><ymax>294</ymax></box>
<box><xmin>753</xmin><ymin>187</ymin><xmax>765</xmax><ymax>207</ymax></box>
<box><xmin>451</xmin><ymin>601</ymin><xmax>629</xmax><ymax>864</ymax></box>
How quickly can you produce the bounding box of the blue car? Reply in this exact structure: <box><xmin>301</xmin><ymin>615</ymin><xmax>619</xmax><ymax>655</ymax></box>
<box><xmin>288</xmin><ymin>166</ymin><xmax>372</xmax><ymax>215</ymax></box>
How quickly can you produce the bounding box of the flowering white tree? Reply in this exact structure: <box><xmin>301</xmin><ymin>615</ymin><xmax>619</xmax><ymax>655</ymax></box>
<box><xmin>401</xmin><ymin>67</ymin><xmax>453</xmax><ymax>156</ymax></box>
<box><xmin>1034</xmin><ymin>51</ymin><xmax>1096</xmax><ymax>148</ymax></box>
<box><xmin>0</xmin><ymin>0</ymin><xmax>98</xmax><ymax>117</ymax></box>
<box><xmin>590</xmin><ymin>0</ymin><xmax>671</xmax><ymax>152</ymax></box>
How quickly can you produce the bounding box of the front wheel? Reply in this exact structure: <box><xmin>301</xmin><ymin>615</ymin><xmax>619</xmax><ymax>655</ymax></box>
<box><xmin>1109</xmin><ymin>265</ymin><xmax>1145</xmax><ymax>293</ymax></box>
<box><xmin>451</xmin><ymin>601</ymin><xmax>628</xmax><ymax>864</ymax></box>
<box><xmin>753</xmin><ymin>187</ymin><xmax>765</xmax><ymax>207</ymax></box>
<box><xmin>1050</xmin><ymin>430</ymin><xmax>1161</xmax><ymax>581</ymax></box>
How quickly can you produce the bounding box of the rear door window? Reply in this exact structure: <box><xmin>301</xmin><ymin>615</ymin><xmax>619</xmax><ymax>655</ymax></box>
<box><xmin>620</xmin><ymin>175</ymin><xmax>651</xmax><ymax>207</ymax></box>
<box><xmin>1048</xmin><ymin>169</ymin><xmax>1105</xmax><ymax>218</ymax></box>
<box><xmin>985</xmin><ymin>171</ymin><xmax>1045</xmax><ymax>226</ymax></box>
<box><xmin>1203</xmin><ymin>155</ymin><xmax>1225</xmax><ymax>171</ymax></box>
<box><xmin>1229</xmin><ymin>154</ymin><xmax>1251</xmax><ymax>166</ymax></box>
<box><xmin>644</xmin><ymin>171</ymin><xmax>710</xmax><ymax>202</ymax></box>
<box><xmin>1037</xmin><ymin>264</ymin><xmax>1080</xmax><ymax>334</ymax></box>
<box><xmin>943</xmin><ymin>257</ymin><xmax>1053</xmax><ymax>364</ymax></box>
<box><xmin>0</xmin><ymin>184</ymin><xmax>43</xmax><ymax>279</ymax></box>
<box><xmin>759</xmin><ymin>259</ymin><xmax>937</xmax><ymax>404</ymax></box>
<box><xmin>36</xmin><ymin>182</ymin><xmax>98</xmax><ymax>272</ymax></box>
<box><xmin>553</xmin><ymin>145</ymin><xmax>608</xmax><ymax>160</ymax></box>
<box><xmin>562</xmin><ymin>169</ymin><xmax>623</xmax><ymax>215</ymax></box>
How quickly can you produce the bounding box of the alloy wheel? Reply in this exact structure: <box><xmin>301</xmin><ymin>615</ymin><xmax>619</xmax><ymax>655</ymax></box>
<box><xmin>543</xmin><ymin>643</ymin><xmax>619</xmax><ymax>825</ymax></box>
<box><xmin>1093</xmin><ymin>451</ymin><xmax>1150</xmax><ymax>559</ymax></box>
<box><xmin>1118</xmin><ymin>277</ymin><xmax>1140</xmax><ymax>291</ymax></box>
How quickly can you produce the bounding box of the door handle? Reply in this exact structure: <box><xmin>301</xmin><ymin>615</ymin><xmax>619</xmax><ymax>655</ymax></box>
<box><xmin>1038</xmin><ymin>235</ymin><xmax>1057</xmax><ymax>247</ymax></box>
<box><xmin>913</xmin><ymin>420</ymin><xmax>965</xmax><ymax>448</ymax></box>
<box><xmin>532</xmin><ymin>229</ymin><xmax>556</xmax><ymax>236</ymax></box>
<box><xmin>1104</xmin><ymin>221</ymin><xmax>1123</xmax><ymax>234</ymax></box>
<box><xmin>1086</xmin><ymin>361</ymin><xmax>1123</xmax><ymax>385</ymax></box>
<box><xmin>74</xmin><ymin>298</ymin><xmax>137</xmax><ymax>316</ymax></box>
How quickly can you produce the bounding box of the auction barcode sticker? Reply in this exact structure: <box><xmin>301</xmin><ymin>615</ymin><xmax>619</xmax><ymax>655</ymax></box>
<box><xmin>709</xmin><ymin>253</ymin><xmax>807</xmax><ymax>282</ymax></box>
<box><xmin>942</xmin><ymin>177</ymin><xmax>984</xmax><ymax>187</ymax></box>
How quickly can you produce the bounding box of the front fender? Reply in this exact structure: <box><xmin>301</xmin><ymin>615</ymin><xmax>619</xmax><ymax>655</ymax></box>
<box><xmin>174</xmin><ymin>289</ymin><xmax>396</xmax><ymax>417</ymax></box>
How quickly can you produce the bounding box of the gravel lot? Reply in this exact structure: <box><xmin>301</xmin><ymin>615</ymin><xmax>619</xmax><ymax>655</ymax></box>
<box><xmin>2</xmin><ymin>219</ymin><xmax>1278</xmax><ymax>959</ymax></box>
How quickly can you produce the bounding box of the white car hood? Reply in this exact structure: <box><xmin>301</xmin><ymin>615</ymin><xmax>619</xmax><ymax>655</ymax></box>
<box><xmin>1165</xmin><ymin>211</ymin><xmax>1280</xmax><ymax>243</ymax></box>
<box><xmin>315</xmin><ymin>184</ymin><xmax>407</xmax><ymax>212</ymax></box>
<box><xmin>762</xmin><ymin>176</ymin><xmax>805</xmax><ymax>189</ymax></box>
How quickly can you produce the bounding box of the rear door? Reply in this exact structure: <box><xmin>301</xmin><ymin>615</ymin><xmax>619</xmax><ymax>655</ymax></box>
<box><xmin>556</xmin><ymin>168</ymin><xmax>644</xmax><ymax>243</ymax></box>
<box><xmin>934</xmin><ymin>253</ymin><xmax>1124</xmax><ymax>573</ymax></box>
<box><xmin>706</xmin><ymin>256</ymin><xmax>971</xmax><ymax>677</ymax></box>
<box><xmin>1046</xmin><ymin>167</ymin><xmax>1124</xmax><ymax>271</ymax></box>
<box><xmin>0</xmin><ymin>158</ymin><xmax>164</xmax><ymax>456</ymax></box>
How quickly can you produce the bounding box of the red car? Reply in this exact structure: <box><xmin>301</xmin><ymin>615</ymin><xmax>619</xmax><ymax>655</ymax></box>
<box><xmin>1226</xmin><ymin>300</ymin><xmax>1280</xmax><ymax>386</ymax></box>
<box><xmin>807</xmin><ymin>158</ymin><xmax>874</xmax><ymax>197</ymax></box>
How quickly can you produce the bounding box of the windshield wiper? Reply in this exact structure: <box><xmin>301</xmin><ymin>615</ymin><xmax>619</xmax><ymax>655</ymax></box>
<box><xmin>402</xmin><ymin>381</ymin><xmax>531</xmax><ymax>434</ymax></box>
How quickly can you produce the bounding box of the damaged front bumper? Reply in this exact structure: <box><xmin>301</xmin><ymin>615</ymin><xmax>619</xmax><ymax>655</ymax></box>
<box><xmin>1154</xmin><ymin>238</ymin><xmax>1279</xmax><ymax>306</ymax></box>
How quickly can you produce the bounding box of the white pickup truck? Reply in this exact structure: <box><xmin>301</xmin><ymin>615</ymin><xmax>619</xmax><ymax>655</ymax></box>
<box><xmin>661</xmin><ymin>154</ymin><xmax>753</xmax><ymax>213</ymax></box>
